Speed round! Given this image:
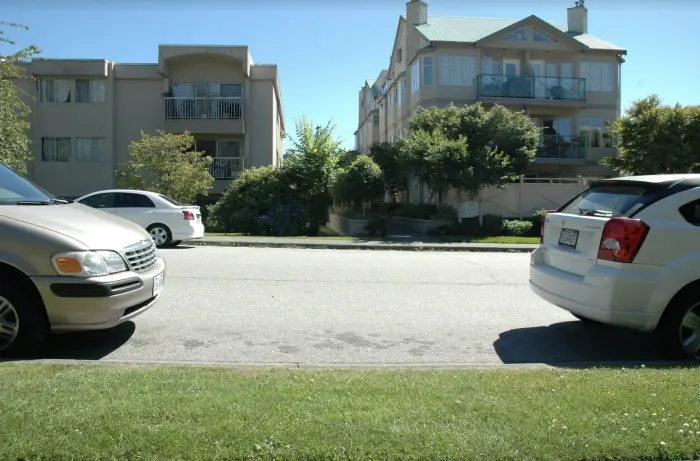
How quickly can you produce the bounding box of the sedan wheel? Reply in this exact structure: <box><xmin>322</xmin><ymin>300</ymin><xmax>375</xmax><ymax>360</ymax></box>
<box><xmin>148</xmin><ymin>226</ymin><xmax>170</xmax><ymax>248</ymax></box>
<box><xmin>0</xmin><ymin>296</ymin><xmax>19</xmax><ymax>352</ymax></box>
<box><xmin>679</xmin><ymin>303</ymin><xmax>700</xmax><ymax>360</ymax></box>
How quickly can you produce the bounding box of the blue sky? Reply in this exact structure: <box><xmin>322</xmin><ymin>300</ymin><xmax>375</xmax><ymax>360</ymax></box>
<box><xmin>3</xmin><ymin>0</ymin><xmax>699</xmax><ymax>149</ymax></box>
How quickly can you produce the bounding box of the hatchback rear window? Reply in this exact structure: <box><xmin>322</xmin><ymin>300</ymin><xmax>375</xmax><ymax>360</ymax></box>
<box><xmin>559</xmin><ymin>184</ymin><xmax>659</xmax><ymax>217</ymax></box>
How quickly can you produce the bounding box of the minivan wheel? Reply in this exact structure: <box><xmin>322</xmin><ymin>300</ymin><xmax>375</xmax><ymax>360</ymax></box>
<box><xmin>0</xmin><ymin>281</ymin><xmax>49</xmax><ymax>358</ymax></box>
<box><xmin>147</xmin><ymin>224</ymin><xmax>171</xmax><ymax>248</ymax></box>
<box><xmin>658</xmin><ymin>293</ymin><xmax>700</xmax><ymax>360</ymax></box>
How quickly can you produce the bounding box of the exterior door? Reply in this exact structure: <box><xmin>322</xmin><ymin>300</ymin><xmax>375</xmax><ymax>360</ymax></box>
<box><xmin>503</xmin><ymin>59</ymin><xmax>520</xmax><ymax>76</ymax></box>
<box><xmin>530</xmin><ymin>60</ymin><xmax>546</xmax><ymax>98</ymax></box>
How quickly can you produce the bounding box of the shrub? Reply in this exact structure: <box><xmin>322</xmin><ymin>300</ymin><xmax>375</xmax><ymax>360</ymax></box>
<box><xmin>481</xmin><ymin>214</ymin><xmax>504</xmax><ymax>236</ymax></box>
<box><xmin>333</xmin><ymin>155</ymin><xmax>385</xmax><ymax>210</ymax></box>
<box><xmin>392</xmin><ymin>203</ymin><xmax>455</xmax><ymax>221</ymax></box>
<box><xmin>365</xmin><ymin>213</ymin><xmax>388</xmax><ymax>236</ymax></box>
<box><xmin>503</xmin><ymin>219</ymin><xmax>534</xmax><ymax>236</ymax></box>
<box><xmin>207</xmin><ymin>166</ymin><xmax>316</xmax><ymax>236</ymax></box>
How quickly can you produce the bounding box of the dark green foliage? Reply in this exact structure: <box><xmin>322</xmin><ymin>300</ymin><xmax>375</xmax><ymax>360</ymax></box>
<box><xmin>333</xmin><ymin>155</ymin><xmax>384</xmax><ymax>207</ymax></box>
<box><xmin>369</xmin><ymin>142</ymin><xmax>410</xmax><ymax>202</ymax></box>
<box><xmin>364</xmin><ymin>213</ymin><xmax>388</xmax><ymax>237</ymax></box>
<box><xmin>392</xmin><ymin>203</ymin><xmax>456</xmax><ymax>221</ymax></box>
<box><xmin>502</xmin><ymin>219</ymin><xmax>534</xmax><ymax>236</ymax></box>
<box><xmin>601</xmin><ymin>95</ymin><xmax>700</xmax><ymax>175</ymax></box>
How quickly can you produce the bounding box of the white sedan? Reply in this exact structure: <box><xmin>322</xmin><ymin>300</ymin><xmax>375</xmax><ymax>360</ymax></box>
<box><xmin>75</xmin><ymin>189</ymin><xmax>205</xmax><ymax>248</ymax></box>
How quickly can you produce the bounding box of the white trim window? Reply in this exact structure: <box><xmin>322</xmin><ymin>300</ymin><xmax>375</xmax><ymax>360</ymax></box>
<box><xmin>439</xmin><ymin>55</ymin><xmax>477</xmax><ymax>86</ymax></box>
<box><xmin>41</xmin><ymin>137</ymin><xmax>71</xmax><ymax>162</ymax></box>
<box><xmin>76</xmin><ymin>137</ymin><xmax>106</xmax><ymax>162</ymax></box>
<box><xmin>398</xmin><ymin>77</ymin><xmax>406</xmax><ymax>105</ymax></box>
<box><xmin>579</xmin><ymin>118</ymin><xmax>614</xmax><ymax>148</ymax></box>
<box><xmin>76</xmin><ymin>79</ymin><xmax>106</xmax><ymax>103</ymax></box>
<box><xmin>40</xmin><ymin>78</ymin><xmax>72</xmax><ymax>103</ymax></box>
<box><xmin>422</xmin><ymin>56</ymin><xmax>433</xmax><ymax>86</ymax></box>
<box><xmin>579</xmin><ymin>62</ymin><xmax>614</xmax><ymax>92</ymax></box>
<box><xmin>411</xmin><ymin>61</ymin><xmax>420</xmax><ymax>93</ymax></box>
<box><xmin>388</xmin><ymin>91</ymin><xmax>393</xmax><ymax>107</ymax></box>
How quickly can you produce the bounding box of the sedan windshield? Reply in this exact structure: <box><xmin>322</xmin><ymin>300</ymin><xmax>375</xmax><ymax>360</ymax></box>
<box><xmin>0</xmin><ymin>162</ymin><xmax>58</xmax><ymax>205</ymax></box>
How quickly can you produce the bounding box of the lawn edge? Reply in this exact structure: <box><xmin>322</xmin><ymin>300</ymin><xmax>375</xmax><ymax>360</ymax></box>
<box><xmin>188</xmin><ymin>240</ymin><xmax>537</xmax><ymax>253</ymax></box>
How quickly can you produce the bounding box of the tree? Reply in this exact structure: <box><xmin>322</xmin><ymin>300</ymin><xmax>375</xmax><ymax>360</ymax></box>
<box><xmin>0</xmin><ymin>21</ymin><xmax>39</xmax><ymax>174</ymax></box>
<box><xmin>601</xmin><ymin>95</ymin><xmax>700</xmax><ymax>175</ymax></box>
<box><xmin>116</xmin><ymin>130</ymin><xmax>214</xmax><ymax>204</ymax></box>
<box><xmin>405</xmin><ymin>103</ymin><xmax>539</xmax><ymax>202</ymax></box>
<box><xmin>333</xmin><ymin>155</ymin><xmax>384</xmax><ymax>211</ymax></box>
<box><xmin>281</xmin><ymin>116</ymin><xmax>344</xmax><ymax>228</ymax></box>
<box><xmin>368</xmin><ymin>141</ymin><xmax>410</xmax><ymax>203</ymax></box>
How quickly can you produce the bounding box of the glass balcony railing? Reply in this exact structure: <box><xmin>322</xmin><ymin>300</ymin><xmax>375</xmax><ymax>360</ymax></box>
<box><xmin>476</xmin><ymin>74</ymin><xmax>586</xmax><ymax>101</ymax></box>
<box><xmin>536</xmin><ymin>134</ymin><xmax>586</xmax><ymax>159</ymax></box>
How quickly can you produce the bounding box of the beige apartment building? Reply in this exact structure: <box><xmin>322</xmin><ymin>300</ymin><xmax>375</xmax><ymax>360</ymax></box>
<box><xmin>13</xmin><ymin>45</ymin><xmax>285</xmax><ymax>198</ymax></box>
<box><xmin>355</xmin><ymin>0</ymin><xmax>626</xmax><ymax>179</ymax></box>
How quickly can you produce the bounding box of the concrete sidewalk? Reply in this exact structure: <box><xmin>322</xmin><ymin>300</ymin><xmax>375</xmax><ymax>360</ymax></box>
<box><xmin>188</xmin><ymin>235</ymin><xmax>538</xmax><ymax>252</ymax></box>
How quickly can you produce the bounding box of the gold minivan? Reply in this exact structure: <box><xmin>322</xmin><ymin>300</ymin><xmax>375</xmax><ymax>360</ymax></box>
<box><xmin>0</xmin><ymin>163</ymin><xmax>165</xmax><ymax>358</ymax></box>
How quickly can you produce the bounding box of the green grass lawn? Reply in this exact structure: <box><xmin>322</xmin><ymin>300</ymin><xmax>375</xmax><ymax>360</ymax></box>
<box><xmin>1</xmin><ymin>364</ymin><xmax>699</xmax><ymax>461</ymax></box>
<box><xmin>205</xmin><ymin>225</ymin><xmax>359</xmax><ymax>240</ymax></box>
<box><xmin>438</xmin><ymin>235</ymin><xmax>541</xmax><ymax>244</ymax></box>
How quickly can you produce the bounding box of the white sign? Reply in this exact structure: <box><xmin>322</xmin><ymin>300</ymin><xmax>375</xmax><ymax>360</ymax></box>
<box><xmin>459</xmin><ymin>201</ymin><xmax>480</xmax><ymax>221</ymax></box>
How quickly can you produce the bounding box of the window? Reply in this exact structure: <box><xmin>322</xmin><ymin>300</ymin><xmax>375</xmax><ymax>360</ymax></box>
<box><xmin>679</xmin><ymin>200</ymin><xmax>700</xmax><ymax>226</ymax></box>
<box><xmin>411</xmin><ymin>61</ymin><xmax>420</xmax><ymax>93</ymax></box>
<box><xmin>388</xmin><ymin>91</ymin><xmax>393</xmax><ymax>107</ymax></box>
<box><xmin>533</xmin><ymin>28</ymin><xmax>557</xmax><ymax>42</ymax></box>
<box><xmin>380</xmin><ymin>102</ymin><xmax>384</xmax><ymax>114</ymax></box>
<box><xmin>560</xmin><ymin>184</ymin><xmax>662</xmax><ymax>218</ymax></box>
<box><xmin>503</xmin><ymin>28</ymin><xmax>527</xmax><ymax>41</ymax></box>
<box><xmin>0</xmin><ymin>163</ymin><xmax>54</xmax><ymax>204</ymax></box>
<box><xmin>218</xmin><ymin>140</ymin><xmax>241</xmax><ymax>157</ymax></box>
<box><xmin>579</xmin><ymin>118</ymin><xmax>613</xmax><ymax>148</ymax></box>
<box><xmin>398</xmin><ymin>78</ymin><xmax>405</xmax><ymax>106</ymax></box>
<box><xmin>76</xmin><ymin>79</ymin><xmax>106</xmax><ymax>103</ymax></box>
<box><xmin>579</xmin><ymin>62</ymin><xmax>614</xmax><ymax>92</ymax></box>
<box><xmin>41</xmin><ymin>137</ymin><xmax>71</xmax><ymax>162</ymax></box>
<box><xmin>40</xmin><ymin>78</ymin><xmax>72</xmax><ymax>103</ymax></box>
<box><xmin>422</xmin><ymin>56</ymin><xmax>433</xmax><ymax>86</ymax></box>
<box><xmin>393</xmin><ymin>88</ymin><xmax>398</xmax><ymax>107</ymax></box>
<box><xmin>119</xmin><ymin>193</ymin><xmax>156</xmax><ymax>208</ymax></box>
<box><xmin>79</xmin><ymin>192</ymin><xmax>118</xmax><ymax>209</ymax></box>
<box><xmin>439</xmin><ymin>55</ymin><xmax>477</xmax><ymax>86</ymax></box>
<box><xmin>397</xmin><ymin>48</ymin><xmax>402</xmax><ymax>63</ymax></box>
<box><xmin>76</xmin><ymin>137</ymin><xmax>106</xmax><ymax>162</ymax></box>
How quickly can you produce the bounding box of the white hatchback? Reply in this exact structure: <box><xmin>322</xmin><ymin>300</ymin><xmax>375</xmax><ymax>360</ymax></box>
<box><xmin>530</xmin><ymin>174</ymin><xmax>700</xmax><ymax>360</ymax></box>
<box><xmin>75</xmin><ymin>189</ymin><xmax>205</xmax><ymax>248</ymax></box>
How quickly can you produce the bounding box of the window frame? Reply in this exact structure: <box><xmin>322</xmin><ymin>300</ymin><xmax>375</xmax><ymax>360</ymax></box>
<box><xmin>76</xmin><ymin>79</ymin><xmax>107</xmax><ymax>103</ymax></box>
<box><xmin>40</xmin><ymin>78</ymin><xmax>73</xmax><ymax>103</ymax></box>
<box><xmin>411</xmin><ymin>61</ymin><xmax>420</xmax><ymax>93</ymax></box>
<box><xmin>41</xmin><ymin>137</ymin><xmax>72</xmax><ymax>162</ymax></box>
<box><xmin>75</xmin><ymin>137</ymin><xmax>106</xmax><ymax>162</ymax></box>
<box><xmin>438</xmin><ymin>55</ymin><xmax>477</xmax><ymax>86</ymax></box>
<box><xmin>422</xmin><ymin>56</ymin><xmax>433</xmax><ymax>86</ymax></box>
<box><xmin>118</xmin><ymin>193</ymin><xmax>156</xmax><ymax>209</ymax></box>
<box><xmin>579</xmin><ymin>62</ymin><xmax>614</xmax><ymax>92</ymax></box>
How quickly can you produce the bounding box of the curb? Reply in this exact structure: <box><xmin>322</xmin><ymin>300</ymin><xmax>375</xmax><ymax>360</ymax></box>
<box><xmin>188</xmin><ymin>240</ymin><xmax>537</xmax><ymax>253</ymax></box>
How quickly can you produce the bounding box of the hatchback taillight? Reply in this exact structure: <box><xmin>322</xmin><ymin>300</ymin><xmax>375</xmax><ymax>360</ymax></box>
<box><xmin>597</xmin><ymin>217</ymin><xmax>649</xmax><ymax>263</ymax></box>
<box><xmin>182</xmin><ymin>210</ymin><xmax>195</xmax><ymax>220</ymax></box>
<box><xmin>540</xmin><ymin>210</ymin><xmax>557</xmax><ymax>244</ymax></box>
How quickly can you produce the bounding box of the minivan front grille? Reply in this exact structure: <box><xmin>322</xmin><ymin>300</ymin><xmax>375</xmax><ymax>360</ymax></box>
<box><xmin>123</xmin><ymin>240</ymin><xmax>157</xmax><ymax>273</ymax></box>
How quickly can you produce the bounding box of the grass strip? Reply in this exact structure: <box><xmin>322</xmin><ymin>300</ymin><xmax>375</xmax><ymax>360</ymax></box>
<box><xmin>438</xmin><ymin>235</ymin><xmax>540</xmax><ymax>244</ymax></box>
<box><xmin>1</xmin><ymin>364</ymin><xmax>698</xmax><ymax>461</ymax></box>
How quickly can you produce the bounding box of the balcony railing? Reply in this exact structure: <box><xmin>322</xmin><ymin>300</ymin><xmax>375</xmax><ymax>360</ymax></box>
<box><xmin>165</xmin><ymin>97</ymin><xmax>243</xmax><ymax>120</ymax></box>
<box><xmin>209</xmin><ymin>157</ymin><xmax>244</xmax><ymax>180</ymax></box>
<box><xmin>536</xmin><ymin>134</ymin><xmax>586</xmax><ymax>159</ymax></box>
<box><xmin>476</xmin><ymin>75</ymin><xmax>586</xmax><ymax>101</ymax></box>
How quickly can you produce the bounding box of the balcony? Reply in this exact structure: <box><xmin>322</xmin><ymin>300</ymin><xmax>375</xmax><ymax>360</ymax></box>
<box><xmin>476</xmin><ymin>75</ymin><xmax>586</xmax><ymax>102</ymax></box>
<box><xmin>209</xmin><ymin>157</ymin><xmax>244</xmax><ymax>180</ymax></box>
<box><xmin>164</xmin><ymin>97</ymin><xmax>244</xmax><ymax>134</ymax></box>
<box><xmin>535</xmin><ymin>135</ymin><xmax>586</xmax><ymax>161</ymax></box>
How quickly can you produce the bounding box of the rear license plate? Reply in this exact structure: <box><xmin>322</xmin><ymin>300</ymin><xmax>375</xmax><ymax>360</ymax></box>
<box><xmin>559</xmin><ymin>228</ymin><xmax>579</xmax><ymax>249</ymax></box>
<box><xmin>153</xmin><ymin>273</ymin><xmax>164</xmax><ymax>297</ymax></box>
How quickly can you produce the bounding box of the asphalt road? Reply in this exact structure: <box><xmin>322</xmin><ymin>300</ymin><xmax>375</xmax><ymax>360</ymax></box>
<box><xmin>41</xmin><ymin>246</ymin><xmax>666</xmax><ymax>365</ymax></box>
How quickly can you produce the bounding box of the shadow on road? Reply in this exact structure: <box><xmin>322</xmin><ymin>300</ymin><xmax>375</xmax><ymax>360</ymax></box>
<box><xmin>37</xmin><ymin>321</ymin><xmax>136</xmax><ymax>360</ymax></box>
<box><xmin>494</xmin><ymin>320</ymin><xmax>698</xmax><ymax>368</ymax></box>
<box><xmin>167</xmin><ymin>245</ymin><xmax>197</xmax><ymax>250</ymax></box>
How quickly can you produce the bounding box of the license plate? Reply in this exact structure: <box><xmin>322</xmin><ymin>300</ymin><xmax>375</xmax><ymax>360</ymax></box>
<box><xmin>153</xmin><ymin>273</ymin><xmax>164</xmax><ymax>297</ymax></box>
<box><xmin>559</xmin><ymin>228</ymin><xmax>579</xmax><ymax>249</ymax></box>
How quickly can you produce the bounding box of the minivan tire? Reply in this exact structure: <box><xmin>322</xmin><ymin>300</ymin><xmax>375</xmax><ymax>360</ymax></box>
<box><xmin>147</xmin><ymin>224</ymin><xmax>172</xmax><ymax>249</ymax></box>
<box><xmin>658</xmin><ymin>291</ymin><xmax>700</xmax><ymax>361</ymax></box>
<box><xmin>0</xmin><ymin>276</ymin><xmax>49</xmax><ymax>358</ymax></box>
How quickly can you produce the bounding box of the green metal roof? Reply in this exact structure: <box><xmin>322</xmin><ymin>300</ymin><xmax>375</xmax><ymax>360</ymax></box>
<box><xmin>410</xmin><ymin>16</ymin><xmax>625</xmax><ymax>52</ymax></box>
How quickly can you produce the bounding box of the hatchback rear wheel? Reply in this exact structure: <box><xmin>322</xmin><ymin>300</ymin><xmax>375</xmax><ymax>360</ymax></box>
<box><xmin>659</xmin><ymin>293</ymin><xmax>700</xmax><ymax>360</ymax></box>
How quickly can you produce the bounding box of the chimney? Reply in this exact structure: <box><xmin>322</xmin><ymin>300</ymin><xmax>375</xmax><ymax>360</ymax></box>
<box><xmin>567</xmin><ymin>0</ymin><xmax>588</xmax><ymax>34</ymax></box>
<box><xmin>406</xmin><ymin>0</ymin><xmax>427</xmax><ymax>26</ymax></box>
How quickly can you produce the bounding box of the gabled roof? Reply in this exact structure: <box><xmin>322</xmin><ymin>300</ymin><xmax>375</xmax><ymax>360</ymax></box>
<box><xmin>404</xmin><ymin>15</ymin><xmax>625</xmax><ymax>53</ymax></box>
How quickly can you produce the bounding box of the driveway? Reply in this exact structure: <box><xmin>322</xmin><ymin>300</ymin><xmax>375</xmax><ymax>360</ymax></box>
<box><xmin>40</xmin><ymin>246</ymin><xmax>665</xmax><ymax>365</ymax></box>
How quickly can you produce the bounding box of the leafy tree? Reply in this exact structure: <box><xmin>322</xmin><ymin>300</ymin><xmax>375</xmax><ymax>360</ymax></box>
<box><xmin>406</xmin><ymin>103</ymin><xmax>538</xmax><ymax>201</ymax></box>
<box><xmin>601</xmin><ymin>95</ymin><xmax>700</xmax><ymax>175</ymax></box>
<box><xmin>338</xmin><ymin>149</ymin><xmax>360</xmax><ymax>167</ymax></box>
<box><xmin>368</xmin><ymin>141</ymin><xmax>410</xmax><ymax>203</ymax></box>
<box><xmin>281</xmin><ymin>116</ymin><xmax>344</xmax><ymax>228</ymax></box>
<box><xmin>116</xmin><ymin>130</ymin><xmax>214</xmax><ymax>204</ymax></box>
<box><xmin>0</xmin><ymin>21</ymin><xmax>39</xmax><ymax>174</ymax></box>
<box><xmin>333</xmin><ymin>155</ymin><xmax>384</xmax><ymax>210</ymax></box>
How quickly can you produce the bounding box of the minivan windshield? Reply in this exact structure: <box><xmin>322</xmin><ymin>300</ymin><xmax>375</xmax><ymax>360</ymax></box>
<box><xmin>0</xmin><ymin>162</ymin><xmax>58</xmax><ymax>205</ymax></box>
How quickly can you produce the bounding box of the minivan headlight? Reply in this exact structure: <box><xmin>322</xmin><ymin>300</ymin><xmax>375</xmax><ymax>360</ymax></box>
<box><xmin>51</xmin><ymin>251</ymin><xmax>128</xmax><ymax>277</ymax></box>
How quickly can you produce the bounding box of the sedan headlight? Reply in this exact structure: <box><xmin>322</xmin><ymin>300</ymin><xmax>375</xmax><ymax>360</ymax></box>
<box><xmin>51</xmin><ymin>251</ymin><xmax>128</xmax><ymax>277</ymax></box>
